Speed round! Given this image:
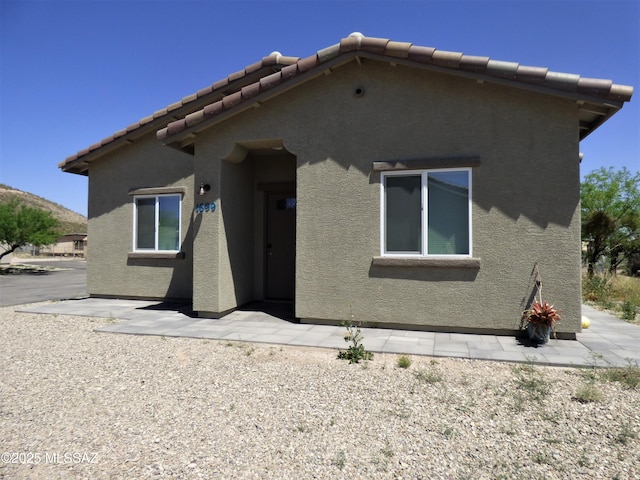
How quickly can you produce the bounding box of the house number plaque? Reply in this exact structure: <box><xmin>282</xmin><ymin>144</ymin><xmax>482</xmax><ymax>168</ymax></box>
<box><xmin>195</xmin><ymin>202</ymin><xmax>216</xmax><ymax>214</ymax></box>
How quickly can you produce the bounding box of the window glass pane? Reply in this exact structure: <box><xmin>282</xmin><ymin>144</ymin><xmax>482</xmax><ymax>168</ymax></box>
<box><xmin>427</xmin><ymin>171</ymin><xmax>469</xmax><ymax>254</ymax></box>
<box><xmin>385</xmin><ymin>175</ymin><xmax>422</xmax><ymax>253</ymax></box>
<box><xmin>136</xmin><ymin>198</ymin><xmax>155</xmax><ymax>249</ymax></box>
<box><xmin>157</xmin><ymin>196</ymin><xmax>180</xmax><ymax>251</ymax></box>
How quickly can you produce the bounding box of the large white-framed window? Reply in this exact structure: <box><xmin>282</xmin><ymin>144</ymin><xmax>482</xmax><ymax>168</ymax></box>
<box><xmin>381</xmin><ymin>168</ymin><xmax>472</xmax><ymax>257</ymax></box>
<box><xmin>133</xmin><ymin>194</ymin><xmax>181</xmax><ymax>252</ymax></box>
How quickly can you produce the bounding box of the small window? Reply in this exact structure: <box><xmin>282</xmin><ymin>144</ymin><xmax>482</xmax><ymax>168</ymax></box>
<box><xmin>381</xmin><ymin>169</ymin><xmax>471</xmax><ymax>257</ymax></box>
<box><xmin>133</xmin><ymin>194</ymin><xmax>181</xmax><ymax>252</ymax></box>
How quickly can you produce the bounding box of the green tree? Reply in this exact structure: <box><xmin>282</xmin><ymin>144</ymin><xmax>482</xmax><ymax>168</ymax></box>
<box><xmin>0</xmin><ymin>200</ymin><xmax>60</xmax><ymax>260</ymax></box>
<box><xmin>581</xmin><ymin>167</ymin><xmax>640</xmax><ymax>276</ymax></box>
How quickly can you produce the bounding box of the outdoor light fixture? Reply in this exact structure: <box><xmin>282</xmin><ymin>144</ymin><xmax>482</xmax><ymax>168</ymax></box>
<box><xmin>199</xmin><ymin>183</ymin><xmax>210</xmax><ymax>196</ymax></box>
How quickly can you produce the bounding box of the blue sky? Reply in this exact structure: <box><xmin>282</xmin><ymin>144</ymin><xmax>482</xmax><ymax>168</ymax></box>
<box><xmin>1</xmin><ymin>0</ymin><xmax>638</xmax><ymax>217</ymax></box>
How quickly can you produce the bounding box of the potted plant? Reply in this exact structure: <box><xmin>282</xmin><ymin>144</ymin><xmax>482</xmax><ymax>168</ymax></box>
<box><xmin>523</xmin><ymin>263</ymin><xmax>561</xmax><ymax>344</ymax></box>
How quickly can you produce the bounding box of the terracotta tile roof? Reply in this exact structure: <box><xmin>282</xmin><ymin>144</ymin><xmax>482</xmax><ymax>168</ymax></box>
<box><xmin>59</xmin><ymin>51</ymin><xmax>299</xmax><ymax>174</ymax></box>
<box><xmin>61</xmin><ymin>33</ymin><xmax>633</xmax><ymax>174</ymax></box>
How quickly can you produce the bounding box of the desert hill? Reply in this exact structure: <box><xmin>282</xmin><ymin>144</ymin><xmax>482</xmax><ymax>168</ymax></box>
<box><xmin>0</xmin><ymin>184</ymin><xmax>87</xmax><ymax>235</ymax></box>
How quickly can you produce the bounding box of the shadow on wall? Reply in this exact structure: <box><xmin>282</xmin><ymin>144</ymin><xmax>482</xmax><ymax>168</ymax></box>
<box><xmin>472</xmin><ymin>164</ymin><xmax>578</xmax><ymax>229</ymax></box>
<box><xmin>368</xmin><ymin>264</ymin><xmax>480</xmax><ymax>282</ymax></box>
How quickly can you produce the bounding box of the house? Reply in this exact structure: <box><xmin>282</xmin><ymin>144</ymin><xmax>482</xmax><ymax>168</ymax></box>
<box><xmin>39</xmin><ymin>233</ymin><xmax>87</xmax><ymax>257</ymax></box>
<box><xmin>60</xmin><ymin>34</ymin><xmax>633</xmax><ymax>337</ymax></box>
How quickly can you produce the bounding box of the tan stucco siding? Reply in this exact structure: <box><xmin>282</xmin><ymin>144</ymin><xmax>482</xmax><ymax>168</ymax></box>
<box><xmin>87</xmin><ymin>134</ymin><xmax>194</xmax><ymax>300</ymax></box>
<box><xmin>192</xmin><ymin>59</ymin><xmax>581</xmax><ymax>333</ymax></box>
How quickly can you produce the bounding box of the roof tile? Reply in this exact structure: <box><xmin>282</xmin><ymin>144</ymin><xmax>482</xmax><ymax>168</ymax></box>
<box><xmin>241</xmin><ymin>82</ymin><xmax>261</xmax><ymax>99</ymax></box>
<box><xmin>297</xmin><ymin>54</ymin><xmax>319</xmax><ymax>73</ymax></box>
<box><xmin>245</xmin><ymin>59</ymin><xmax>265</xmax><ymax>74</ymax></box>
<box><xmin>432</xmin><ymin>50</ymin><xmax>463</xmax><ymax>68</ymax></box>
<box><xmin>577</xmin><ymin>77</ymin><xmax>613</xmax><ymax>96</ymax></box>
<box><xmin>260</xmin><ymin>52</ymin><xmax>279</xmax><ymax>66</ymax></box>
<box><xmin>181</xmin><ymin>92</ymin><xmax>198</xmax><ymax>104</ymax></box>
<box><xmin>516</xmin><ymin>65</ymin><xmax>548</xmax><ymax>84</ymax></box>
<box><xmin>185</xmin><ymin>110</ymin><xmax>204</xmax><ymax>128</ymax></box>
<box><xmin>340</xmin><ymin>34</ymin><xmax>362</xmax><ymax>52</ymax></box>
<box><xmin>280</xmin><ymin>55</ymin><xmax>300</xmax><ymax>64</ymax></box>
<box><xmin>280</xmin><ymin>63</ymin><xmax>298</xmax><ymax>80</ymax></box>
<box><xmin>545</xmin><ymin>71</ymin><xmax>580</xmax><ymax>91</ymax></box>
<box><xmin>203</xmin><ymin>101</ymin><xmax>224</xmax><ymax>118</ymax></box>
<box><xmin>407</xmin><ymin>45</ymin><xmax>436</xmax><ymax>63</ymax></box>
<box><xmin>222</xmin><ymin>91</ymin><xmax>243</xmax><ymax>109</ymax></box>
<box><xmin>609</xmin><ymin>84</ymin><xmax>634</xmax><ymax>100</ymax></box>
<box><xmin>212</xmin><ymin>77</ymin><xmax>229</xmax><ymax>90</ymax></box>
<box><xmin>386</xmin><ymin>41</ymin><xmax>412</xmax><ymax>58</ymax></box>
<box><xmin>459</xmin><ymin>55</ymin><xmax>490</xmax><ymax>72</ymax></box>
<box><xmin>167</xmin><ymin>100</ymin><xmax>183</xmax><ymax>112</ymax></box>
<box><xmin>228</xmin><ymin>69</ymin><xmax>246</xmax><ymax>82</ymax></box>
<box><xmin>486</xmin><ymin>60</ymin><xmax>519</xmax><ymax>79</ymax></box>
<box><xmin>359</xmin><ymin>36</ymin><xmax>389</xmax><ymax>54</ymax></box>
<box><xmin>196</xmin><ymin>85</ymin><xmax>213</xmax><ymax>97</ymax></box>
<box><xmin>166</xmin><ymin>119</ymin><xmax>186</xmax><ymax>136</ymax></box>
<box><xmin>260</xmin><ymin>71</ymin><xmax>284</xmax><ymax>90</ymax></box>
<box><xmin>317</xmin><ymin>43</ymin><xmax>341</xmax><ymax>62</ymax></box>
<box><xmin>139</xmin><ymin>114</ymin><xmax>154</xmax><ymax>125</ymax></box>
<box><xmin>153</xmin><ymin>108</ymin><xmax>168</xmax><ymax>119</ymax></box>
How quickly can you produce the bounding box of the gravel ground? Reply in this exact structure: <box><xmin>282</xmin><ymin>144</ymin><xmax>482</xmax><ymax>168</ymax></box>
<box><xmin>1</xmin><ymin>304</ymin><xmax>639</xmax><ymax>479</ymax></box>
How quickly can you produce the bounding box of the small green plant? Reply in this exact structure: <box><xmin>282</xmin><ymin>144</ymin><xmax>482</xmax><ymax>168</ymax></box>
<box><xmin>621</xmin><ymin>300</ymin><xmax>638</xmax><ymax>321</ymax></box>
<box><xmin>396</xmin><ymin>355</ymin><xmax>412</xmax><ymax>369</ymax></box>
<box><xmin>513</xmin><ymin>358</ymin><xmax>550</xmax><ymax>401</ymax></box>
<box><xmin>603</xmin><ymin>361</ymin><xmax>640</xmax><ymax>389</ymax></box>
<box><xmin>394</xmin><ymin>399</ymin><xmax>412</xmax><ymax>419</ymax></box>
<box><xmin>442</xmin><ymin>426</ymin><xmax>456</xmax><ymax>439</ymax></box>
<box><xmin>243</xmin><ymin>345</ymin><xmax>255</xmax><ymax>356</ymax></box>
<box><xmin>381</xmin><ymin>442</ymin><xmax>394</xmax><ymax>458</ymax></box>
<box><xmin>533</xmin><ymin>451</ymin><xmax>553</xmax><ymax>465</ymax></box>
<box><xmin>337</xmin><ymin>323</ymin><xmax>373</xmax><ymax>364</ymax></box>
<box><xmin>333</xmin><ymin>450</ymin><xmax>346</xmax><ymax>470</ymax></box>
<box><xmin>615</xmin><ymin>424</ymin><xmax>636</xmax><ymax>445</ymax></box>
<box><xmin>573</xmin><ymin>382</ymin><xmax>605</xmax><ymax>403</ymax></box>
<box><xmin>582</xmin><ymin>273</ymin><xmax>613</xmax><ymax>303</ymax></box>
<box><xmin>414</xmin><ymin>366</ymin><xmax>443</xmax><ymax>384</ymax></box>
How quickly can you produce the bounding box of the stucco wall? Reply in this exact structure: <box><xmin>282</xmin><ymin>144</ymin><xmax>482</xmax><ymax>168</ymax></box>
<box><xmin>192</xmin><ymin>59</ymin><xmax>582</xmax><ymax>333</ymax></box>
<box><xmin>87</xmin><ymin>134</ymin><xmax>194</xmax><ymax>301</ymax></box>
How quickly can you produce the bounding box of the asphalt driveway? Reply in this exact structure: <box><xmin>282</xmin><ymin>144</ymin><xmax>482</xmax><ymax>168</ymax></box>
<box><xmin>0</xmin><ymin>259</ymin><xmax>87</xmax><ymax>307</ymax></box>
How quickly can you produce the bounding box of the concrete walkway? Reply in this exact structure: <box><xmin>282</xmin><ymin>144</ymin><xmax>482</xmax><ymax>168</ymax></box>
<box><xmin>19</xmin><ymin>299</ymin><xmax>640</xmax><ymax>368</ymax></box>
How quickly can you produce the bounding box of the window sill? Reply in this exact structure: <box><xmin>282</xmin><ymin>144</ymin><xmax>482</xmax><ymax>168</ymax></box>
<box><xmin>372</xmin><ymin>256</ymin><xmax>480</xmax><ymax>269</ymax></box>
<box><xmin>128</xmin><ymin>251</ymin><xmax>185</xmax><ymax>260</ymax></box>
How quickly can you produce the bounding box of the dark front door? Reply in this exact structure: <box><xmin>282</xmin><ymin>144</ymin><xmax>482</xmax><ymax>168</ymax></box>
<box><xmin>265</xmin><ymin>192</ymin><xmax>296</xmax><ymax>300</ymax></box>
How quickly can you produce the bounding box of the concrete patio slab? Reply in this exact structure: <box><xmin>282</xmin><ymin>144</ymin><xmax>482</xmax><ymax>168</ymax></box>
<box><xmin>17</xmin><ymin>299</ymin><xmax>640</xmax><ymax>368</ymax></box>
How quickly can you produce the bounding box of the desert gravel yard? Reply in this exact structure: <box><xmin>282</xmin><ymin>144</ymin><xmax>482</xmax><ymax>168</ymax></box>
<box><xmin>1</xmin><ymin>305</ymin><xmax>639</xmax><ymax>479</ymax></box>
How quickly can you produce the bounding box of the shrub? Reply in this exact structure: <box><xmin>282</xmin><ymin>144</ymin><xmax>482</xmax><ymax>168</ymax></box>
<box><xmin>582</xmin><ymin>273</ymin><xmax>613</xmax><ymax>303</ymax></box>
<box><xmin>604</xmin><ymin>362</ymin><xmax>640</xmax><ymax>389</ymax></box>
<box><xmin>396</xmin><ymin>355</ymin><xmax>412</xmax><ymax>369</ymax></box>
<box><xmin>621</xmin><ymin>300</ymin><xmax>638</xmax><ymax>321</ymax></box>
<box><xmin>573</xmin><ymin>382</ymin><xmax>605</xmax><ymax>403</ymax></box>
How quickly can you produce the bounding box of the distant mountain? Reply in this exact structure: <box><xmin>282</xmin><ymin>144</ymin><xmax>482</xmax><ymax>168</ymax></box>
<box><xmin>0</xmin><ymin>184</ymin><xmax>87</xmax><ymax>235</ymax></box>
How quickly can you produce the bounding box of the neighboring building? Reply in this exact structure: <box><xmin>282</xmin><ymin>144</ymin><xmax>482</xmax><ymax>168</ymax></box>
<box><xmin>59</xmin><ymin>34</ymin><xmax>633</xmax><ymax>337</ymax></box>
<box><xmin>39</xmin><ymin>233</ymin><xmax>87</xmax><ymax>257</ymax></box>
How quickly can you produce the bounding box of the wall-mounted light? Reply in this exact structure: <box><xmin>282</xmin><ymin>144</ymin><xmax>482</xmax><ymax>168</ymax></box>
<box><xmin>199</xmin><ymin>182</ymin><xmax>211</xmax><ymax>196</ymax></box>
